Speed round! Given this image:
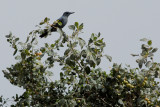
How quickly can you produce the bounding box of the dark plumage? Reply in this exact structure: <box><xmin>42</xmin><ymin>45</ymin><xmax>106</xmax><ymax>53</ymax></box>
<box><xmin>40</xmin><ymin>11</ymin><xmax>74</xmax><ymax>38</ymax></box>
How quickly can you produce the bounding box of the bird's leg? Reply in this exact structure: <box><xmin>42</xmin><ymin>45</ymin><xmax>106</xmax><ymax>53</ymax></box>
<box><xmin>59</xmin><ymin>28</ymin><xmax>66</xmax><ymax>36</ymax></box>
<box><xmin>57</xmin><ymin>28</ymin><xmax>63</xmax><ymax>36</ymax></box>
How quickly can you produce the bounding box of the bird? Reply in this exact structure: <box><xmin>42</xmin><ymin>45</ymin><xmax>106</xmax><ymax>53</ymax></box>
<box><xmin>39</xmin><ymin>11</ymin><xmax>75</xmax><ymax>38</ymax></box>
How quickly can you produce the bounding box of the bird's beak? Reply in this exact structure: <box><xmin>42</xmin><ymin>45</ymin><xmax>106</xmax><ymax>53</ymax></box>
<box><xmin>70</xmin><ymin>12</ymin><xmax>75</xmax><ymax>14</ymax></box>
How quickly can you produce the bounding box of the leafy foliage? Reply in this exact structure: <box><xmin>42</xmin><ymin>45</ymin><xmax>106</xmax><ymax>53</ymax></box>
<box><xmin>2</xmin><ymin>20</ymin><xmax>160</xmax><ymax>106</ymax></box>
<box><xmin>0</xmin><ymin>96</ymin><xmax>9</xmax><ymax>107</ymax></box>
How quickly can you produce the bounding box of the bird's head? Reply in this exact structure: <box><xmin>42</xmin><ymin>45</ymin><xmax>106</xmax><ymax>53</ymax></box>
<box><xmin>63</xmin><ymin>11</ymin><xmax>75</xmax><ymax>17</ymax></box>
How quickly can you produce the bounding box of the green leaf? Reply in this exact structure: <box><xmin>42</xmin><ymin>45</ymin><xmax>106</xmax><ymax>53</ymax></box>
<box><xmin>88</xmin><ymin>38</ymin><xmax>93</xmax><ymax>45</ymax></box>
<box><xmin>93</xmin><ymin>36</ymin><xmax>97</xmax><ymax>41</ymax></box>
<box><xmin>72</xmin><ymin>42</ymin><xmax>78</xmax><ymax>48</ymax></box>
<box><xmin>94</xmin><ymin>42</ymin><xmax>101</xmax><ymax>46</ymax></box>
<box><xmin>21</xmin><ymin>52</ymin><xmax>26</xmax><ymax>60</ymax></box>
<box><xmin>78</xmin><ymin>37</ymin><xmax>86</xmax><ymax>49</ymax></box>
<box><xmin>79</xmin><ymin>23</ymin><xmax>83</xmax><ymax>30</ymax></box>
<box><xmin>64</xmin><ymin>49</ymin><xmax>71</xmax><ymax>56</ymax></box>
<box><xmin>145</xmin><ymin>61</ymin><xmax>152</xmax><ymax>68</ymax></box>
<box><xmin>71</xmin><ymin>72</ymin><xmax>76</xmax><ymax>75</ymax></box>
<box><xmin>25</xmin><ymin>36</ymin><xmax>30</xmax><ymax>43</ymax></box>
<box><xmin>141</xmin><ymin>44</ymin><xmax>149</xmax><ymax>50</ymax></box>
<box><xmin>70</xmin><ymin>100</ymin><xmax>77</xmax><ymax>106</ymax></box>
<box><xmin>88</xmin><ymin>60</ymin><xmax>95</xmax><ymax>68</ymax></box>
<box><xmin>48</xmin><ymin>50</ymin><xmax>54</xmax><ymax>56</ymax></box>
<box><xmin>29</xmin><ymin>31</ymin><xmax>32</xmax><ymax>35</ymax></box>
<box><xmin>0</xmin><ymin>96</ymin><xmax>2</xmax><ymax>103</ymax></box>
<box><xmin>51</xmin><ymin>44</ymin><xmax>55</xmax><ymax>48</ymax></box>
<box><xmin>140</xmin><ymin>38</ymin><xmax>148</xmax><ymax>42</ymax></box>
<box><xmin>98</xmin><ymin>32</ymin><xmax>101</xmax><ymax>37</ymax></box>
<box><xmin>75</xmin><ymin>22</ymin><xmax>79</xmax><ymax>28</ymax></box>
<box><xmin>96</xmin><ymin>58</ymin><xmax>101</xmax><ymax>65</ymax></box>
<box><xmin>102</xmin><ymin>88</ymin><xmax>106</xmax><ymax>93</ymax></box>
<box><xmin>13</xmin><ymin>49</ymin><xmax>17</xmax><ymax>56</ymax></box>
<box><xmin>68</xmin><ymin>25</ymin><xmax>75</xmax><ymax>30</ymax></box>
<box><xmin>39</xmin><ymin>21</ymin><xmax>45</xmax><ymax>25</ymax></box>
<box><xmin>97</xmin><ymin>84</ymin><xmax>103</xmax><ymax>89</ymax></box>
<box><xmin>84</xmin><ymin>66</ymin><xmax>90</xmax><ymax>74</ymax></box>
<box><xmin>70</xmin><ymin>75</ymin><xmax>74</xmax><ymax>81</ymax></box>
<box><xmin>155</xmin><ymin>70</ymin><xmax>158</xmax><ymax>78</ymax></box>
<box><xmin>27</xmin><ymin>44</ymin><xmax>32</xmax><ymax>50</ymax></box>
<box><xmin>152</xmin><ymin>48</ymin><xmax>158</xmax><ymax>53</ymax></box>
<box><xmin>44</xmin><ymin>17</ymin><xmax>50</xmax><ymax>23</ymax></box>
<box><xmin>91</xmin><ymin>78</ymin><xmax>96</xmax><ymax>84</ymax></box>
<box><xmin>148</xmin><ymin>52</ymin><xmax>153</xmax><ymax>57</ymax></box>
<box><xmin>136</xmin><ymin>59</ymin><xmax>143</xmax><ymax>69</ymax></box>
<box><xmin>31</xmin><ymin>37</ymin><xmax>35</xmax><ymax>43</ymax></box>
<box><xmin>66</xmin><ymin>58</ymin><xmax>75</xmax><ymax>67</ymax></box>
<box><xmin>40</xmin><ymin>47</ymin><xmax>46</xmax><ymax>53</ymax></box>
<box><xmin>104</xmin><ymin>54</ymin><xmax>112</xmax><ymax>62</ymax></box>
<box><xmin>81</xmin><ymin>50</ymin><xmax>87</xmax><ymax>58</ymax></box>
<box><xmin>15</xmin><ymin>55</ymin><xmax>21</xmax><ymax>60</ymax></box>
<box><xmin>118</xmin><ymin>99</ymin><xmax>124</xmax><ymax>105</ymax></box>
<box><xmin>45</xmin><ymin>71</ymin><xmax>53</xmax><ymax>76</ymax></box>
<box><xmin>130</xmin><ymin>54</ymin><xmax>139</xmax><ymax>57</ymax></box>
<box><xmin>5</xmin><ymin>32</ymin><xmax>12</xmax><ymax>38</ymax></box>
<box><xmin>70</xmin><ymin>54</ymin><xmax>76</xmax><ymax>60</ymax></box>
<box><xmin>23</xmin><ymin>92</ymin><xmax>29</xmax><ymax>98</ymax></box>
<box><xmin>45</xmin><ymin>43</ymin><xmax>49</xmax><ymax>48</ymax></box>
<box><xmin>147</xmin><ymin>40</ymin><xmax>152</xmax><ymax>46</ymax></box>
<box><xmin>15</xmin><ymin>38</ymin><xmax>19</xmax><ymax>43</ymax></box>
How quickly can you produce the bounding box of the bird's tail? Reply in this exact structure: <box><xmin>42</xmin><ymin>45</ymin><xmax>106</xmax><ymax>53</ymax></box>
<box><xmin>39</xmin><ymin>27</ymin><xmax>57</xmax><ymax>38</ymax></box>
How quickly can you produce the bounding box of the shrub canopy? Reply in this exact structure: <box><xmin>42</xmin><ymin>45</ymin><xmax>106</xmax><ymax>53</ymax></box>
<box><xmin>1</xmin><ymin>18</ymin><xmax>160</xmax><ymax>107</ymax></box>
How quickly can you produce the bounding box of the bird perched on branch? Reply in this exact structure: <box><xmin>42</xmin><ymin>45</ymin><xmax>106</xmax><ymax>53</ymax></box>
<box><xmin>39</xmin><ymin>11</ymin><xmax>75</xmax><ymax>38</ymax></box>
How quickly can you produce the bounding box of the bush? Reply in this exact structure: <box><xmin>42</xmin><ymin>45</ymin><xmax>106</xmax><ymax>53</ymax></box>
<box><xmin>2</xmin><ymin>18</ymin><xmax>160</xmax><ymax>106</ymax></box>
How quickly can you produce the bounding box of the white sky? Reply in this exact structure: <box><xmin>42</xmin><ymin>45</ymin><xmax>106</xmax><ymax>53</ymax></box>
<box><xmin>1</xmin><ymin>0</ymin><xmax>160</xmax><ymax>99</ymax></box>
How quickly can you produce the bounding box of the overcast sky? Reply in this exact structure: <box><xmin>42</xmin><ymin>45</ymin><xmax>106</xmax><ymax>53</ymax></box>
<box><xmin>1</xmin><ymin>0</ymin><xmax>160</xmax><ymax>99</ymax></box>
